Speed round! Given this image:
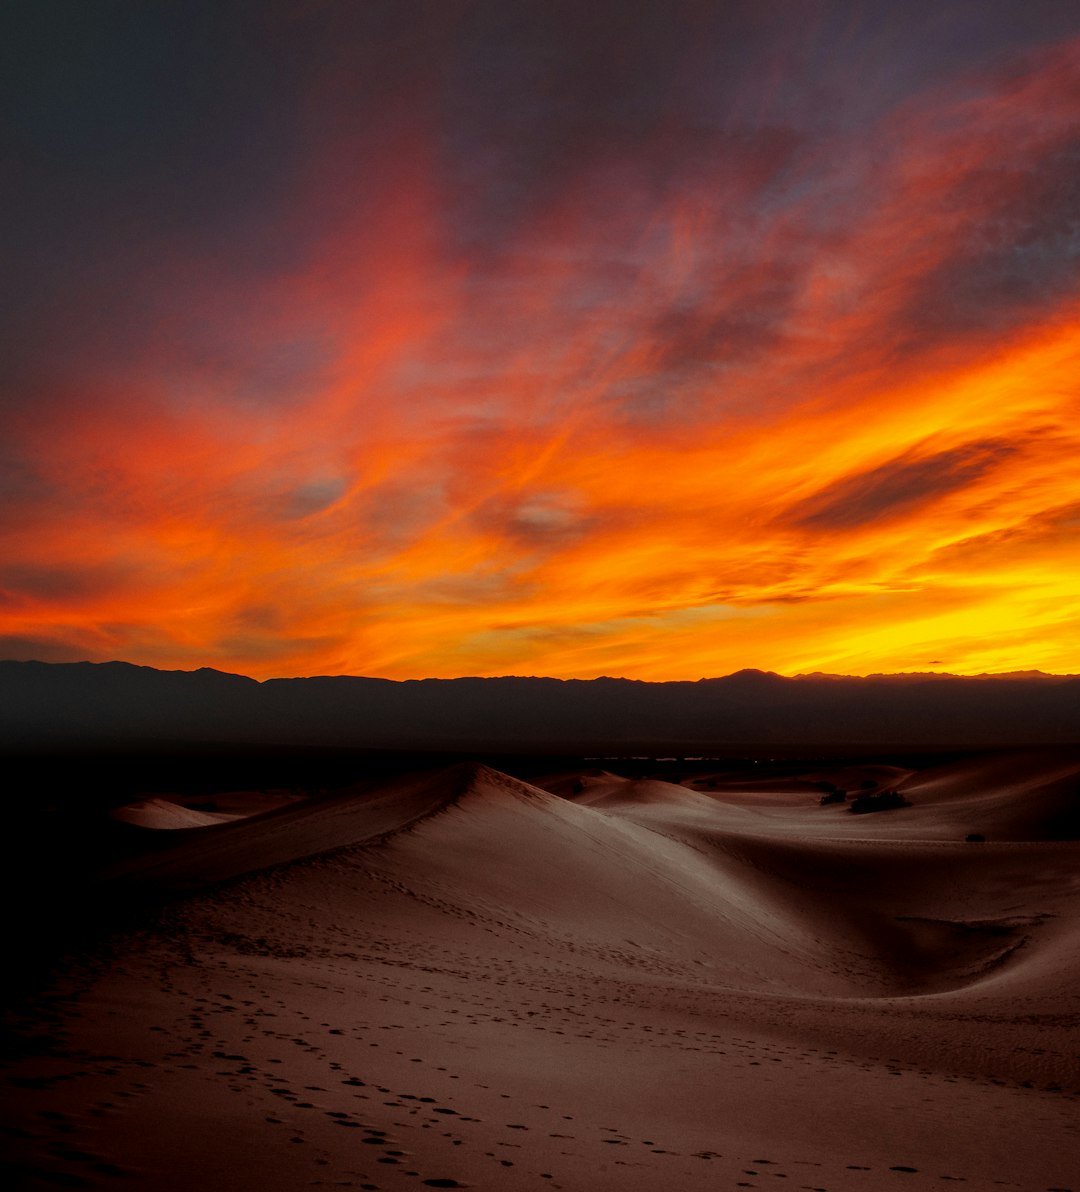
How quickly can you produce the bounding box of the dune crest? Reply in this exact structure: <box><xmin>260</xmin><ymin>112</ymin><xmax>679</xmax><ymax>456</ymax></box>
<box><xmin>110</xmin><ymin>797</ymin><xmax>243</xmax><ymax>829</ymax></box>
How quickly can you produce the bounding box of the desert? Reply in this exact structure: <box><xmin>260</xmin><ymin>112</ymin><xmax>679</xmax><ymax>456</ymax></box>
<box><xmin>8</xmin><ymin>4</ymin><xmax>1080</xmax><ymax>1188</ymax></box>
<box><xmin>4</xmin><ymin>747</ymin><xmax>1079</xmax><ymax>1192</ymax></box>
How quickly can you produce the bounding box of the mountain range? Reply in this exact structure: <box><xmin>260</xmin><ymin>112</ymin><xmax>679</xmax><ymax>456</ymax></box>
<box><xmin>3</xmin><ymin>660</ymin><xmax>1079</xmax><ymax>752</ymax></box>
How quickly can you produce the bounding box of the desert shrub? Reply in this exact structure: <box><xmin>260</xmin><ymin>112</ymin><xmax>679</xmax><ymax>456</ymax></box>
<box><xmin>819</xmin><ymin>790</ymin><xmax>847</xmax><ymax>805</ymax></box>
<box><xmin>965</xmin><ymin>833</ymin><xmax>986</xmax><ymax>842</ymax></box>
<box><xmin>849</xmin><ymin>790</ymin><xmax>911</xmax><ymax>814</ymax></box>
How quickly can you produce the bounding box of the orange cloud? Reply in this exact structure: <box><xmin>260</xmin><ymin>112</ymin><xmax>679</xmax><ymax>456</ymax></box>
<box><xmin>3</xmin><ymin>32</ymin><xmax>1080</xmax><ymax>679</ymax></box>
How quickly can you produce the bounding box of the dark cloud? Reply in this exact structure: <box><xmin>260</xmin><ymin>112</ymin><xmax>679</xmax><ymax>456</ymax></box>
<box><xmin>275</xmin><ymin>476</ymin><xmax>349</xmax><ymax>521</ymax></box>
<box><xmin>0</xmin><ymin>634</ymin><xmax>103</xmax><ymax>663</ymax></box>
<box><xmin>646</xmin><ymin>263</ymin><xmax>802</xmax><ymax>375</ymax></box>
<box><xmin>0</xmin><ymin>451</ymin><xmax>55</xmax><ymax>509</ymax></box>
<box><xmin>1</xmin><ymin>2</ymin><xmax>308</xmax><ymax>413</ymax></box>
<box><xmin>0</xmin><ymin>562</ymin><xmax>132</xmax><ymax>604</ymax></box>
<box><xmin>436</xmin><ymin>0</ymin><xmax>1080</xmax><ymax>245</ymax></box>
<box><xmin>793</xmin><ymin>440</ymin><xmax>1016</xmax><ymax>531</ymax></box>
<box><xmin>892</xmin><ymin>138</ymin><xmax>1080</xmax><ymax>351</ymax></box>
<box><xmin>4</xmin><ymin>0</ymin><xmax>1078</xmax><ymax>407</ymax></box>
<box><xmin>921</xmin><ymin>498</ymin><xmax>1080</xmax><ymax>567</ymax></box>
<box><xmin>0</xmin><ymin>0</ymin><xmax>438</xmax><ymax>416</ymax></box>
<box><xmin>464</xmin><ymin>489</ymin><xmax>600</xmax><ymax>554</ymax></box>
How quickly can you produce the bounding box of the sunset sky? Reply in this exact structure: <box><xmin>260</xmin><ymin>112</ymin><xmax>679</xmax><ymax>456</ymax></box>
<box><xmin>3</xmin><ymin>0</ymin><xmax>1080</xmax><ymax>680</ymax></box>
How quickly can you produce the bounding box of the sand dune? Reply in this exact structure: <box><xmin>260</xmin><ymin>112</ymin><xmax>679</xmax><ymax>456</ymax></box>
<box><xmin>567</xmin><ymin>772</ymin><xmax>723</xmax><ymax>811</ymax></box>
<box><xmin>896</xmin><ymin>751</ymin><xmax>1080</xmax><ymax>840</ymax></box>
<box><xmin>4</xmin><ymin>752</ymin><xmax>1080</xmax><ymax>1191</ymax></box>
<box><xmin>109</xmin><ymin>797</ymin><xmax>244</xmax><ymax>829</ymax></box>
<box><xmin>110</xmin><ymin>791</ymin><xmax>311</xmax><ymax>831</ymax></box>
<box><xmin>101</xmin><ymin>767</ymin><xmax>487</xmax><ymax>889</ymax></box>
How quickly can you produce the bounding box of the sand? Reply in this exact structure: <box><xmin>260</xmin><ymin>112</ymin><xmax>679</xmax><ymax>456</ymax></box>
<box><xmin>3</xmin><ymin>753</ymin><xmax>1079</xmax><ymax>1191</ymax></box>
<box><xmin>109</xmin><ymin>791</ymin><xmax>308</xmax><ymax>831</ymax></box>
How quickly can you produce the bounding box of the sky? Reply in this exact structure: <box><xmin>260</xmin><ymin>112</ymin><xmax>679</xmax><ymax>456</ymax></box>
<box><xmin>3</xmin><ymin>0</ymin><xmax>1080</xmax><ymax>681</ymax></box>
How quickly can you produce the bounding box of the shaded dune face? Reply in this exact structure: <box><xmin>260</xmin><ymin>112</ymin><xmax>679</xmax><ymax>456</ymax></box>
<box><xmin>109</xmin><ymin>798</ymin><xmax>242</xmax><ymax>829</ymax></box>
<box><xmin>103</xmin><ymin>757</ymin><xmax>1080</xmax><ymax>1002</ymax></box>
<box><xmin>109</xmin><ymin>791</ymin><xmax>307</xmax><ymax>830</ymax></box>
<box><xmin>896</xmin><ymin>752</ymin><xmax>1080</xmax><ymax>841</ymax></box>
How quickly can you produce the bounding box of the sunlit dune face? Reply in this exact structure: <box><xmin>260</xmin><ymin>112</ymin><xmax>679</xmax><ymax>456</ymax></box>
<box><xmin>2</xmin><ymin>14</ymin><xmax>1080</xmax><ymax>678</ymax></box>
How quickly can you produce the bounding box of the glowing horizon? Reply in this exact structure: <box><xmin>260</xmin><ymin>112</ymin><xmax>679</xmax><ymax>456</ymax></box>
<box><xmin>3</xmin><ymin>4</ymin><xmax>1080</xmax><ymax>681</ymax></box>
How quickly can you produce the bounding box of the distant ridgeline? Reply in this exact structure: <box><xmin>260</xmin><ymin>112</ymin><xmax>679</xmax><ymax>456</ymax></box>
<box><xmin>1</xmin><ymin>661</ymin><xmax>1079</xmax><ymax>752</ymax></box>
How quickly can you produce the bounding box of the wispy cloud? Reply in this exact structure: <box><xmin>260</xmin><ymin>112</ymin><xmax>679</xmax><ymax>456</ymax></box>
<box><xmin>2</xmin><ymin>4</ymin><xmax>1079</xmax><ymax>677</ymax></box>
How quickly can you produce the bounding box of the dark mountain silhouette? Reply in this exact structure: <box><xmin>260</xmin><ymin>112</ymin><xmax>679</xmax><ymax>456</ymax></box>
<box><xmin>2</xmin><ymin>660</ymin><xmax>1079</xmax><ymax>753</ymax></box>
